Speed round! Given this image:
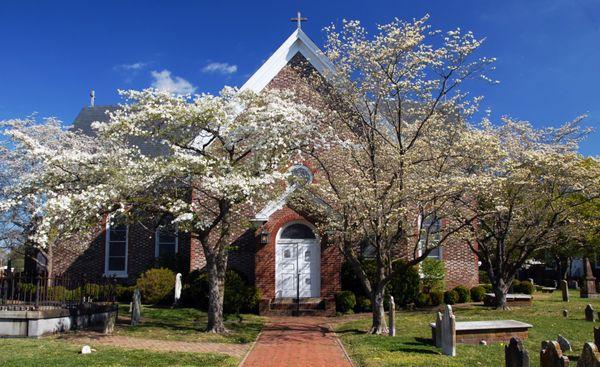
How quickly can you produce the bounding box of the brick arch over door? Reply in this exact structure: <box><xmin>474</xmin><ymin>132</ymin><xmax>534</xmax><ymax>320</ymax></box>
<box><xmin>254</xmin><ymin>206</ymin><xmax>342</xmax><ymax>301</ymax></box>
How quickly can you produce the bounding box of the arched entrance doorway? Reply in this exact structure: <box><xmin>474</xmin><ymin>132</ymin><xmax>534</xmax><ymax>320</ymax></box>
<box><xmin>275</xmin><ymin>222</ymin><xmax>321</xmax><ymax>299</ymax></box>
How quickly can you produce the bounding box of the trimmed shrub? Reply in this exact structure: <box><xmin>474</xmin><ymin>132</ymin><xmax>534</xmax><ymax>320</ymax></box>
<box><xmin>511</xmin><ymin>279</ymin><xmax>521</xmax><ymax>293</ymax></box>
<box><xmin>444</xmin><ymin>290</ymin><xmax>459</xmax><ymax>305</ymax></box>
<box><xmin>421</xmin><ymin>258</ymin><xmax>445</xmax><ymax>293</ymax></box>
<box><xmin>388</xmin><ymin>261</ymin><xmax>420</xmax><ymax>307</ymax></box>
<box><xmin>415</xmin><ymin>293</ymin><xmax>430</xmax><ymax>307</ymax></box>
<box><xmin>180</xmin><ymin>269</ymin><xmax>260</xmax><ymax>314</ymax></box>
<box><xmin>355</xmin><ymin>296</ymin><xmax>372</xmax><ymax>312</ymax></box>
<box><xmin>335</xmin><ymin>291</ymin><xmax>356</xmax><ymax>314</ymax></box>
<box><xmin>136</xmin><ymin>268</ymin><xmax>175</xmax><ymax>304</ymax></box>
<box><xmin>116</xmin><ymin>285</ymin><xmax>135</xmax><ymax>303</ymax></box>
<box><xmin>482</xmin><ymin>284</ymin><xmax>493</xmax><ymax>293</ymax></box>
<box><xmin>514</xmin><ymin>280</ymin><xmax>534</xmax><ymax>295</ymax></box>
<box><xmin>470</xmin><ymin>286</ymin><xmax>486</xmax><ymax>302</ymax></box>
<box><xmin>453</xmin><ymin>285</ymin><xmax>470</xmax><ymax>303</ymax></box>
<box><xmin>429</xmin><ymin>291</ymin><xmax>443</xmax><ymax>306</ymax></box>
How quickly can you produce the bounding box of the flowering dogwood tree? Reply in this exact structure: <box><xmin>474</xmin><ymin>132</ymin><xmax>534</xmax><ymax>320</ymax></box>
<box><xmin>0</xmin><ymin>88</ymin><xmax>320</xmax><ymax>333</ymax></box>
<box><xmin>292</xmin><ymin>16</ymin><xmax>496</xmax><ymax>334</ymax></box>
<box><xmin>452</xmin><ymin>116</ymin><xmax>600</xmax><ymax>309</ymax></box>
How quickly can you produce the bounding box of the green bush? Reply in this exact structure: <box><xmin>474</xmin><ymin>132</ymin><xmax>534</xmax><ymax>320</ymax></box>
<box><xmin>335</xmin><ymin>291</ymin><xmax>356</xmax><ymax>314</ymax></box>
<box><xmin>514</xmin><ymin>280</ymin><xmax>534</xmax><ymax>295</ymax></box>
<box><xmin>415</xmin><ymin>293</ymin><xmax>430</xmax><ymax>307</ymax></box>
<box><xmin>479</xmin><ymin>270</ymin><xmax>490</xmax><ymax>284</ymax></box>
<box><xmin>136</xmin><ymin>268</ymin><xmax>175</xmax><ymax>304</ymax></box>
<box><xmin>482</xmin><ymin>284</ymin><xmax>493</xmax><ymax>293</ymax></box>
<box><xmin>340</xmin><ymin>260</ymin><xmax>375</xmax><ymax>299</ymax></box>
<box><xmin>444</xmin><ymin>290</ymin><xmax>459</xmax><ymax>305</ymax></box>
<box><xmin>388</xmin><ymin>261</ymin><xmax>420</xmax><ymax>307</ymax></box>
<box><xmin>17</xmin><ymin>282</ymin><xmax>36</xmax><ymax>296</ymax></box>
<box><xmin>429</xmin><ymin>291</ymin><xmax>443</xmax><ymax>306</ymax></box>
<box><xmin>421</xmin><ymin>258</ymin><xmax>445</xmax><ymax>293</ymax></box>
<box><xmin>470</xmin><ymin>286</ymin><xmax>486</xmax><ymax>302</ymax></box>
<box><xmin>453</xmin><ymin>285</ymin><xmax>471</xmax><ymax>303</ymax></box>
<box><xmin>181</xmin><ymin>269</ymin><xmax>260</xmax><ymax>314</ymax></box>
<box><xmin>116</xmin><ymin>285</ymin><xmax>135</xmax><ymax>302</ymax></box>
<box><xmin>355</xmin><ymin>296</ymin><xmax>372</xmax><ymax>312</ymax></box>
<box><xmin>48</xmin><ymin>285</ymin><xmax>68</xmax><ymax>301</ymax></box>
<box><xmin>511</xmin><ymin>279</ymin><xmax>521</xmax><ymax>293</ymax></box>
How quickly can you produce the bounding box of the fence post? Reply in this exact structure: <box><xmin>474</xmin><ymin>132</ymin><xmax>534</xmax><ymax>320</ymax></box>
<box><xmin>35</xmin><ymin>275</ymin><xmax>41</xmax><ymax>308</ymax></box>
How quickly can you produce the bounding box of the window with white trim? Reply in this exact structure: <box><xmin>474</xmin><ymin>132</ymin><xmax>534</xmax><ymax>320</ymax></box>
<box><xmin>155</xmin><ymin>224</ymin><xmax>178</xmax><ymax>258</ymax></box>
<box><xmin>105</xmin><ymin>216</ymin><xmax>128</xmax><ymax>277</ymax></box>
<box><xmin>419</xmin><ymin>215</ymin><xmax>442</xmax><ymax>259</ymax></box>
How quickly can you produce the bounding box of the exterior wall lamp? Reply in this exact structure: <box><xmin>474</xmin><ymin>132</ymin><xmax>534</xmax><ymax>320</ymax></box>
<box><xmin>259</xmin><ymin>226</ymin><xmax>269</xmax><ymax>244</ymax></box>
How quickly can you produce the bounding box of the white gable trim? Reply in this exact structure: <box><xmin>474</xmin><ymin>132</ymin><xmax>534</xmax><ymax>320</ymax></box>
<box><xmin>252</xmin><ymin>184</ymin><xmax>298</xmax><ymax>223</ymax></box>
<box><xmin>240</xmin><ymin>29</ymin><xmax>335</xmax><ymax>93</ymax></box>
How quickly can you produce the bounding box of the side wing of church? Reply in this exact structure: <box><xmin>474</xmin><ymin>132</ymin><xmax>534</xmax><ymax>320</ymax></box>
<box><xmin>50</xmin><ymin>28</ymin><xmax>479</xmax><ymax>316</ymax></box>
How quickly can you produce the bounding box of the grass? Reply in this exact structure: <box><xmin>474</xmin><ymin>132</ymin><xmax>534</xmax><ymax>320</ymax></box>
<box><xmin>115</xmin><ymin>304</ymin><xmax>264</xmax><ymax>344</ymax></box>
<box><xmin>0</xmin><ymin>338</ymin><xmax>237</xmax><ymax>367</ymax></box>
<box><xmin>335</xmin><ymin>290</ymin><xmax>600</xmax><ymax>367</ymax></box>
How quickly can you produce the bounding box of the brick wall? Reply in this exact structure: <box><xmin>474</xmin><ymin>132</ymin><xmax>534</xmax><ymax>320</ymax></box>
<box><xmin>441</xmin><ymin>238</ymin><xmax>479</xmax><ymax>289</ymax></box>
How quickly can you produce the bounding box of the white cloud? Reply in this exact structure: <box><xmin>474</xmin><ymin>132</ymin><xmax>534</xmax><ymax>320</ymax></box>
<box><xmin>202</xmin><ymin>62</ymin><xmax>238</xmax><ymax>75</ymax></box>
<box><xmin>150</xmin><ymin>70</ymin><xmax>197</xmax><ymax>95</ymax></box>
<box><xmin>115</xmin><ymin>62</ymin><xmax>148</xmax><ymax>70</ymax></box>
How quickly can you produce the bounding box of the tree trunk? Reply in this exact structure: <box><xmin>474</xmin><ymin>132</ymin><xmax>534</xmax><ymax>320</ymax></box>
<box><xmin>369</xmin><ymin>287</ymin><xmax>388</xmax><ymax>334</ymax></box>
<box><xmin>205</xmin><ymin>255</ymin><xmax>228</xmax><ymax>333</ymax></box>
<box><xmin>492</xmin><ymin>278</ymin><xmax>510</xmax><ymax>310</ymax></box>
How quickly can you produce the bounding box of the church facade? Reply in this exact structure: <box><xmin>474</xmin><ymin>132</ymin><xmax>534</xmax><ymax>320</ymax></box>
<box><xmin>52</xmin><ymin>28</ymin><xmax>479</xmax><ymax>316</ymax></box>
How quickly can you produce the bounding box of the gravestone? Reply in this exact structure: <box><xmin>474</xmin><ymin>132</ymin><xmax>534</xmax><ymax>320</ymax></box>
<box><xmin>577</xmin><ymin>342</ymin><xmax>600</xmax><ymax>367</ymax></box>
<box><xmin>388</xmin><ymin>295</ymin><xmax>395</xmax><ymax>337</ymax></box>
<box><xmin>586</xmin><ymin>304</ymin><xmax>596</xmax><ymax>322</ymax></box>
<box><xmin>561</xmin><ymin>280</ymin><xmax>569</xmax><ymax>302</ymax></box>
<box><xmin>435</xmin><ymin>311</ymin><xmax>443</xmax><ymax>347</ymax></box>
<box><xmin>594</xmin><ymin>327</ymin><xmax>600</xmax><ymax>347</ymax></box>
<box><xmin>581</xmin><ymin>258</ymin><xmax>598</xmax><ymax>299</ymax></box>
<box><xmin>81</xmin><ymin>345</ymin><xmax>92</xmax><ymax>355</ymax></box>
<box><xmin>553</xmin><ymin>280</ymin><xmax>558</xmax><ymax>289</ymax></box>
<box><xmin>557</xmin><ymin>335</ymin><xmax>572</xmax><ymax>352</ymax></box>
<box><xmin>540</xmin><ymin>340</ymin><xmax>569</xmax><ymax>367</ymax></box>
<box><xmin>440</xmin><ymin>305</ymin><xmax>456</xmax><ymax>357</ymax></box>
<box><xmin>174</xmin><ymin>273</ymin><xmax>182</xmax><ymax>306</ymax></box>
<box><xmin>131</xmin><ymin>288</ymin><xmax>141</xmax><ymax>326</ymax></box>
<box><xmin>563</xmin><ymin>310</ymin><xmax>569</xmax><ymax>318</ymax></box>
<box><xmin>505</xmin><ymin>337</ymin><xmax>530</xmax><ymax>367</ymax></box>
<box><xmin>528</xmin><ymin>278</ymin><xmax>535</xmax><ymax>287</ymax></box>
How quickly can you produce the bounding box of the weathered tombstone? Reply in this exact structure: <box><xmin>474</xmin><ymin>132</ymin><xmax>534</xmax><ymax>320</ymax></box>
<box><xmin>557</xmin><ymin>335</ymin><xmax>572</xmax><ymax>352</ymax></box>
<box><xmin>540</xmin><ymin>340</ymin><xmax>569</xmax><ymax>367</ymax></box>
<box><xmin>103</xmin><ymin>310</ymin><xmax>116</xmax><ymax>334</ymax></box>
<box><xmin>505</xmin><ymin>337</ymin><xmax>530</xmax><ymax>367</ymax></box>
<box><xmin>594</xmin><ymin>327</ymin><xmax>600</xmax><ymax>347</ymax></box>
<box><xmin>553</xmin><ymin>280</ymin><xmax>558</xmax><ymax>289</ymax></box>
<box><xmin>563</xmin><ymin>310</ymin><xmax>569</xmax><ymax>318</ymax></box>
<box><xmin>388</xmin><ymin>295</ymin><xmax>395</xmax><ymax>337</ymax></box>
<box><xmin>581</xmin><ymin>258</ymin><xmax>598</xmax><ymax>299</ymax></box>
<box><xmin>528</xmin><ymin>278</ymin><xmax>535</xmax><ymax>287</ymax></box>
<box><xmin>435</xmin><ymin>311</ymin><xmax>443</xmax><ymax>347</ymax></box>
<box><xmin>577</xmin><ymin>342</ymin><xmax>600</xmax><ymax>367</ymax></box>
<box><xmin>441</xmin><ymin>305</ymin><xmax>456</xmax><ymax>357</ymax></box>
<box><xmin>174</xmin><ymin>273</ymin><xmax>182</xmax><ymax>306</ymax></box>
<box><xmin>131</xmin><ymin>288</ymin><xmax>141</xmax><ymax>326</ymax></box>
<box><xmin>586</xmin><ymin>304</ymin><xmax>596</xmax><ymax>322</ymax></box>
<box><xmin>561</xmin><ymin>280</ymin><xmax>569</xmax><ymax>302</ymax></box>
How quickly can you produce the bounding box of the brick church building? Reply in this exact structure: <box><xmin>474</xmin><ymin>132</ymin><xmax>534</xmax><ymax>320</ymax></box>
<box><xmin>50</xmin><ymin>27</ymin><xmax>479</xmax><ymax>315</ymax></box>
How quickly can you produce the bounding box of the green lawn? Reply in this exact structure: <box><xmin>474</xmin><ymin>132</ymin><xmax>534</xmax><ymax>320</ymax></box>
<box><xmin>115</xmin><ymin>304</ymin><xmax>264</xmax><ymax>344</ymax></box>
<box><xmin>0</xmin><ymin>338</ymin><xmax>237</xmax><ymax>367</ymax></box>
<box><xmin>335</xmin><ymin>290</ymin><xmax>600</xmax><ymax>367</ymax></box>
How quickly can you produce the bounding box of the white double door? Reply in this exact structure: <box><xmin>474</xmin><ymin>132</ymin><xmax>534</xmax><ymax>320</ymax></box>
<box><xmin>276</xmin><ymin>239</ymin><xmax>320</xmax><ymax>298</ymax></box>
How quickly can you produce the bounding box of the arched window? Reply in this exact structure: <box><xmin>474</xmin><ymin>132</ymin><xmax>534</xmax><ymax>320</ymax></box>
<box><xmin>280</xmin><ymin>223</ymin><xmax>316</xmax><ymax>239</ymax></box>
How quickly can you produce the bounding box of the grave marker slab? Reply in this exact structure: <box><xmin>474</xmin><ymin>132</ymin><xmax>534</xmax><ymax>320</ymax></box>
<box><xmin>557</xmin><ymin>335</ymin><xmax>572</xmax><ymax>352</ymax></box>
<box><xmin>577</xmin><ymin>342</ymin><xmax>600</xmax><ymax>367</ymax></box>
<box><xmin>131</xmin><ymin>288</ymin><xmax>141</xmax><ymax>326</ymax></box>
<box><xmin>174</xmin><ymin>273</ymin><xmax>182</xmax><ymax>306</ymax></box>
<box><xmin>594</xmin><ymin>327</ymin><xmax>600</xmax><ymax>347</ymax></box>
<box><xmin>540</xmin><ymin>340</ymin><xmax>569</xmax><ymax>367</ymax></box>
<box><xmin>388</xmin><ymin>295</ymin><xmax>395</xmax><ymax>337</ymax></box>
<box><xmin>441</xmin><ymin>305</ymin><xmax>456</xmax><ymax>357</ymax></box>
<box><xmin>586</xmin><ymin>304</ymin><xmax>595</xmax><ymax>322</ymax></box>
<box><xmin>505</xmin><ymin>337</ymin><xmax>530</xmax><ymax>367</ymax></box>
<box><xmin>561</xmin><ymin>280</ymin><xmax>569</xmax><ymax>302</ymax></box>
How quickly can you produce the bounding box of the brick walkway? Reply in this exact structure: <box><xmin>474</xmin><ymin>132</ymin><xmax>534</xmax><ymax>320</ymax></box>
<box><xmin>241</xmin><ymin>317</ymin><xmax>353</xmax><ymax>367</ymax></box>
<box><xmin>63</xmin><ymin>334</ymin><xmax>248</xmax><ymax>358</ymax></box>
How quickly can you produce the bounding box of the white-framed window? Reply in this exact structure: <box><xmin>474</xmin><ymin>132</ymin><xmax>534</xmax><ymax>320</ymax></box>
<box><xmin>104</xmin><ymin>215</ymin><xmax>129</xmax><ymax>277</ymax></box>
<box><xmin>155</xmin><ymin>225</ymin><xmax>178</xmax><ymax>258</ymax></box>
<box><xmin>419</xmin><ymin>215</ymin><xmax>442</xmax><ymax>260</ymax></box>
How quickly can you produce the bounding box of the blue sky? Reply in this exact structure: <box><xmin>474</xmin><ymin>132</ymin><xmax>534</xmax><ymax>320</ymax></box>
<box><xmin>0</xmin><ymin>0</ymin><xmax>599</xmax><ymax>155</ymax></box>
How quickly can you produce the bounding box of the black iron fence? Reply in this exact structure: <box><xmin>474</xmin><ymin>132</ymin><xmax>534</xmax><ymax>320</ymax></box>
<box><xmin>0</xmin><ymin>272</ymin><xmax>117</xmax><ymax>310</ymax></box>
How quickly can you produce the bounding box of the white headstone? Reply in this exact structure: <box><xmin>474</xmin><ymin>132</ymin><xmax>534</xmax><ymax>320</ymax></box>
<box><xmin>388</xmin><ymin>295</ymin><xmax>395</xmax><ymax>337</ymax></box>
<box><xmin>435</xmin><ymin>311</ymin><xmax>443</xmax><ymax>347</ymax></box>
<box><xmin>441</xmin><ymin>305</ymin><xmax>456</xmax><ymax>357</ymax></box>
<box><xmin>174</xmin><ymin>273</ymin><xmax>182</xmax><ymax>305</ymax></box>
<box><xmin>81</xmin><ymin>345</ymin><xmax>92</xmax><ymax>354</ymax></box>
<box><xmin>131</xmin><ymin>288</ymin><xmax>141</xmax><ymax>326</ymax></box>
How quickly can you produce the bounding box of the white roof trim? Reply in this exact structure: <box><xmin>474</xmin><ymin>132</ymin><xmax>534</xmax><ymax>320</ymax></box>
<box><xmin>240</xmin><ymin>29</ymin><xmax>335</xmax><ymax>93</ymax></box>
<box><xmin>252</xmin><ymin>184</ymin><xmax>299</xmax><ymax>222</ymax></box>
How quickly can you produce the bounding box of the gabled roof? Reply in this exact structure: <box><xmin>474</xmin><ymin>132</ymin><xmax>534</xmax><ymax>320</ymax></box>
<box><xmin>240</xmin><ymin>28</ymin><xmax>335</xmax><ymax>93</ymax></box>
